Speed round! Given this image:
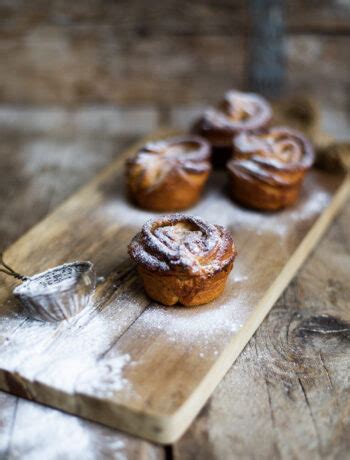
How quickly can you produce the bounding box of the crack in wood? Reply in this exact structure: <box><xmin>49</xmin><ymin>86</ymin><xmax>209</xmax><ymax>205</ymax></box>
<box><xmin>165</xmin><ymin>444</ymin><xmax>174</xmax><ymax>460</ymax></box>
<box><xmin>3</xmin><ymin>396</ymin><xmax>18</xmax><ymax>460</ymax></box>
<box><xmin>297</xmin><ymin>377</ymin><xmax>323</xmax><ymax>456</ymax></box>
<box><xmin>297</xmin><ymin>315</ymin><xmax>350</xmax><ymax>338</ymax></box>
<box><xmin>319</xmin><ymin>351</ymin><xmax>334</xmax><ymax>391</ymax></box>
<box><xmin>97</xmin><ymin>300</ymin><xmax>153</xmax><ymax>362</ymax></box>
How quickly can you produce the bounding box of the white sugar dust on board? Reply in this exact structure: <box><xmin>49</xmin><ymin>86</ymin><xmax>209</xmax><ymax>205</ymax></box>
<box><xmin>136</xmin><ymin>302</ymin><xmax>246</xmax><ymax>359</ymax></box>
<box><xmin>96</xmin><ymin>170</ymin><xmax>161</xmax><ymax>229</ymax></box>
<box><xmin>134</xmin><ymin>275</ymin><xmax>249</xmax><ymax>357</ymax></box>
<box><xmin>6</xmin><ymin>291</ymin><xmax>143</xmax><ymax>398</ymax></box>
<box><xmin>13</xmin><ymin>392</ymin><xmax>131</xmax><ymax>460</ymax></box>
<box><xmin>189</xmin><ymin>171</ymin><xmax>332</xmax><ymax>239</ymax></box>
<box><xmin>95</xmin><ymin>167</ymin><xmax>332</xmax><ymax>251</ymax></box>
<box><xmin>76</xmin><ymin>354</ymin><xmax>131</xmax><ymax>398</ymax></box>
<box><xmin>19</xmin><ymin>351</ymin><xmax>133</xmax><ymax>399</ymax></box>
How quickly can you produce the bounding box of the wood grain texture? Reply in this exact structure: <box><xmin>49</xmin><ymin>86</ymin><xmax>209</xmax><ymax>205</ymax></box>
<box><xmin>0</xmin><ymin>120</ymin><xmax>349</xmax><ymax>458</ymax></box>
<box><xmin>0</xmin><ymin>130</ymin><xmax>348</xmax><ymax>443</ymax></box>
<box><xmin>173</xmin><ymin>198</ymin><xmax>350</xmax><ymax>460</ymax></box>
<box><xmin>0</xmin><ymin>0</ymin><xmax>349</xmax><ymax>138</ymax></box>
<box><xmin>0</xmin><ymin>11</ymin><xmax>348</xmax><ymax>109</ymax></box>
<box><xmin>0</xmin><ymin>31</ymin><xmax>348</xmax><ymax>106</ymax></box>
<box><xmin>0</xmin><ymin>131</ymin><xmax>137</xmax><ymax>250</ymax></box>
<box><xmin>286</xmin><ymin>36</ymin><xmax>349</xmax><ymax>103</ymax></box>
<box><xmin>0</xmin><ymin>130</ymin><xmax>163</xmax><ymax>460</ymax></box>
<box><xmin>0</xmin><ymin>30</ymin><xmax>245</xmax><ymax>105</ymax></box>
<box><xmin>0</xmin><ymin>1</ymin><xmax>349</xmax><ymax>451</ymax></box>
<box><xmin>0</xmin><ymin>391</ymin><xmax>164</xmax><ymax>460</ymax></box>
<box><xmin>0</xmin><ymin>1</ymin><xmax>349</xmax><ymax>34</ymax></box>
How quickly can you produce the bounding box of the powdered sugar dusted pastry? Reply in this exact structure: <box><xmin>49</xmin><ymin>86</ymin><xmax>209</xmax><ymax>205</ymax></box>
<box><xmin>126</xmin><ymin>136</ymin><xmax>211</xmax><ymax>211</ymax></box>
<box><xmin>227</xmin><ymin>126</ymin><xmax>315</xmax><ymax>210</ymax></box>
<box><xmin>192</xmin><ymin>90</ymin><xmax>272</xmax><ymax>167</ymax></box>
<box><xmin>128</xmin><ymin>214</ymin><xmax>237</xmax><ymax>306</ymax></box>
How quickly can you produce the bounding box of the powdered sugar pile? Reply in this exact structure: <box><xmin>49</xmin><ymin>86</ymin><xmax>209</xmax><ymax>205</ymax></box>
<box><xmin>138</xmin><ymin>303</ymin><xmax>244</xmax><ymax>343</ymax></box>
<box><xmin>190</xmin><ymin>170</ymin><xmax>332</xmax><ymax>239</ymax></box>
<box><xmin>76</xmin><ymin>354</ymin><xmax>131</xmax><ymax>397</ymax></box>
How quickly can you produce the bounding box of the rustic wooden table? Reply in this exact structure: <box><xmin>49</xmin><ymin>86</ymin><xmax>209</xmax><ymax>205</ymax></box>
<box><xmin>0</xmin><ymin>124</ymin><xmax>349</xmax><ymax>460</ymax></box>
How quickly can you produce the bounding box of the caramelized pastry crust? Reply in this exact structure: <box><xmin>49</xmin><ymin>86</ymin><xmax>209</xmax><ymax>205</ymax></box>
<box><xmin>126</xmin><ymin>136</ymin><xmax>211</xmax><ymax>211</ymax></box>
<box><xmin>128</xmin><ymin>214</ymin><xmax>237</xmax><ymax>306</ymax></box>
<box><xmin>192</xmin><ymin>90</ymin><xmax>272</xmax><ymax>167</ymax></box>
<box><xmin>227</xmin><ymin>127</ymin><xmax>315</xmax><ymax>210</ymax></box>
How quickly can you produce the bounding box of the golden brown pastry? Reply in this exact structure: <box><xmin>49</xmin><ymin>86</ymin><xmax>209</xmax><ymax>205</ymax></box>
<box><xmin>192</xmin><ymin>90</ymin><xmax>272</xmax><ymax>167</ymax></box>
<box><xmin>128</xmin><ymin>214</ymin><xmax>237</xmax><ymax>306</ymax></box>
<box><xmin>227</xmin><ymin>126</ymin><xmax>315</xmax><ymax>211</ymax></box>
<box><xmin>126</xmin><ymin>136</ymin><xmax>211</xmax><ymax>211</ymax></box>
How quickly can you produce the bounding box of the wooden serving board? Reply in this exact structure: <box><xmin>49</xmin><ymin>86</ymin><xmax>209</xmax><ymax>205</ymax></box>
<box><xmin>0</xmin><ymin>131</ymin><xmax>349</xmax><ymax>444</ymax></box>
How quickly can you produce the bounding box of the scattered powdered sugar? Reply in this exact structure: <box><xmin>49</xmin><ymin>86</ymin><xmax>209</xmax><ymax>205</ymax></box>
<box><xmin>135</xmin><ymin>282</ymin><xmax>247</xmax><ymax>353</ymax></box>
<box><xmin>76</xmin><ymin>354</ymin><xmax>131</xmax><ymax>397</ymax></box>
<box><xmin>0</xmin><ymin>164</ymin><xmax>335</xmax><ymax>410</ymax></box>
<box><xmin>7</xmin><ymin>394</ymin><xmax>132</xmax><ymax>460</ymax></box>
<box><xmin>108</xmin><ymin>440</ymin><xmax>128</xmax><ymax>460</ymax></box>
<box><xmin>97</xmin><ymin>180</ymin><xmax>158</xmax><ymax>228</ymax></box>
<box><xmin>109</xmin><ymin>439</ymin><xmax>125</xmax><ymax>450</ymax></box>
<box><xmin>121</xmin><ymin>169</ymin><xmax>334</xmax><ymax>358</ymax></box>
<box><xmin>233</xmin><ymin>274</ymin><xmax>249</xmax><ymax>282</ymax></box>
<box><xmin>5</xmin><ymin>285</ymin><xmax>146</xmax><ymax>398</ymax></box>
<box><xmin>8</xmin><ymin>400</ymin><xmax>91</xmax><ymax>460</ymax></box>
<box><xmin>235</xmin><ymin>188</ymin><xmax>329</xmax><ymax>238</ymax></box>
<box><xmin>189</xmin><ymin>170</ymin><xmax>332</xmax><ymax>239</ymax></box>
<box><xmin>287</xmin><ymin>187</ymin><xmax>330</xmax><ymax>219</ymax></box>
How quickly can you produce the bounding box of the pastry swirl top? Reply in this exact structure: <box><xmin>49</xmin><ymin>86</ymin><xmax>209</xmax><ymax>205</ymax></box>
<box><xmin>126</xmin><ymin>136</ymin><xmax>211</xmax><ymax>193</ymax></box>
<box><xmin>194</xmin><ymin>90</ymin><xmax>272</xmax><ymax>137</ymax></box>
<box><xmin>128</xmin><ymin>214</ymin><xmax>236</xmax><ymax>276</ymax></box>
<box><xmin>228</xmin><ymin>127</ymin><xmax>314</xmax><ymax>186</ymax></box>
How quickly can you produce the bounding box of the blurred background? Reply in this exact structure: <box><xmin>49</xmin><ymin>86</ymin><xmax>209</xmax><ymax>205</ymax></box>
<box><xmin>0</xmin><ymin>0</ymin><xmax>349</xmax><ymax>246</ymax></box>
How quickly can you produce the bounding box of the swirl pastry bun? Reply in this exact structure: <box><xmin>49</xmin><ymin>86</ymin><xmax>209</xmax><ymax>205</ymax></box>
<box><xmin>192</xmin><ymin>90</ymin><xmax>272</xmax><ymax>167</ymax></box>
<box><xmin>128</xmin><ymin>214</ymin><xmax>237</xmax><ymax>306</ymax></box>
<box><xmin>227</xmin><ymin>126</ymin><xmax>315</xmax><ymax>211</ymax></box>
<box><xmin>126</xmin><ymin>136</ymin><xmax>211</xmax><ymax>211</ymax></box>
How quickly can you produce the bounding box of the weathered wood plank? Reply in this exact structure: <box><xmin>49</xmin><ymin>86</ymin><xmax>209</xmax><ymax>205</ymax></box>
<box><xmin>0</xmin><ymin>1</ymin><xmax>349</xmax><ymax>34</ymax></box>
<box><xmin>0</xmin><ymin>27</ymin><xmax>348</xmax><ymax>119</ymax></box>
<box><xmin>1</xmin><ymin>208</ymin><xmax>349</xmax><ymax>459</ymax></box>
<box><xmin>0</xmin><ymin>391</ymin><xmax>164</xmax><ymax>460</ymax></box>
<box><xmin>0</xmin><ymin>30</ymin><xmax>245</xmax><ymax>105</ymax></box>
<box><xmin>286</xmin><ymin>1</ymin><xmax>350</xmax><ymax>33</ymax></box>
<box><xmin>173</xmin><ymin>199</ymin><xmax>350</xmax><ymax>459</ymax></box>
<box><xmin>286</xmin><ymin>36</ymin><xmax>349</xmax><ymax>100</ymax></box>
<box><xmin>0</xmin><ymin>131</ymin><xmax>164</xmax><ymax>459</ymax></box>
<box><xmin>0</xmin><ymin>132</ymin><xmax>137</xmax><ymax>250</ymax></box>
<box><xmin>0</xmin><ymin>113</ymin><xmax>349</xmax><ymax>455</ymax></box>
<box><xmin>0</xmin><ymin>127</ymin><xmax>348</xmax><ymax>443</ymax></box>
